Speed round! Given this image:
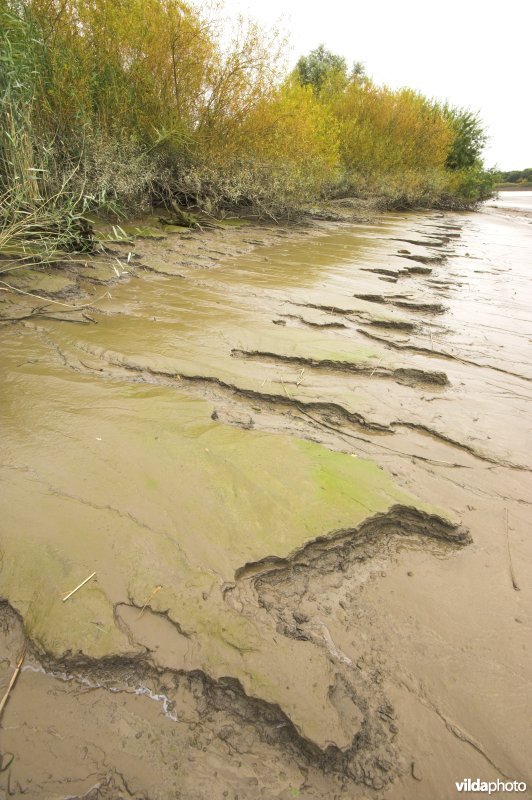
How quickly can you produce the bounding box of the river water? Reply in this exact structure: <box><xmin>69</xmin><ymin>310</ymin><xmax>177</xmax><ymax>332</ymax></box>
<box><xmin>485</xmin><ymin>189</ymin><xmax>532</xmax><ymax>211</ymax></box>
<box><xmin>0</xmin><ymin>208</ymin><xmax>530</xmax><ymax>799</ymax></box>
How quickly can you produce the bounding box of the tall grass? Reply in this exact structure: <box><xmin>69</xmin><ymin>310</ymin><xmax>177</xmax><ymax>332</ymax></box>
<box><xmin>0</xmin><ymin>4</ymin><xmax>94</xmax><ymax>267</ymax></box>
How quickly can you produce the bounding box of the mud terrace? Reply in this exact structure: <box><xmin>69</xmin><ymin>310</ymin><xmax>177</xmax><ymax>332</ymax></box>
<box><xmin>0</xmin><ymin>209</ymin><xmax>531</xmax><ymax>799</ymax></box>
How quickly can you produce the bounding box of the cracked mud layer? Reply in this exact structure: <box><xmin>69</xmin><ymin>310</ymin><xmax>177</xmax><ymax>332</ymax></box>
<box><xmin>0</xmin><ymin>209</ymin><xmax>531</xmax><ymax>799</ymax></box>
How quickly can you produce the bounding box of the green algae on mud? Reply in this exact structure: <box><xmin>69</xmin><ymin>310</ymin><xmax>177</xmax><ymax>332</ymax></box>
<box><xmin>0</xmin><ymin>327</ymin><xmax>461</xmax><ymax>748</ymax></box>
<box><xmin>91</xmin><ymin>213</ymin><xmax>252</xmax><ymax>247</ymax></box>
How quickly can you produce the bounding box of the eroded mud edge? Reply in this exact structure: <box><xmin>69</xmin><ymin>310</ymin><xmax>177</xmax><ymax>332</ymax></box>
<box><xmin>234</xmin><ymin>504</ymin><xmax>470</xmax><ymax>581</ymax></box>
<box><xmin>0</xmin><ymin>506</ymin><xmax>470</xmax><ymax>793</ymax></box>
<box><xmin>0</xmin><ymin>597</ymin><xmax>344</xmax><ymax>772</ymax></box>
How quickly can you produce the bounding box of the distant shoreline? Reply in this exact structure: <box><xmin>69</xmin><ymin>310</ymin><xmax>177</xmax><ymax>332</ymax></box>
<box><xmin>495</xmin><ymin>183</ymin><xmax>532</xmax><ymax>191</ymax></box>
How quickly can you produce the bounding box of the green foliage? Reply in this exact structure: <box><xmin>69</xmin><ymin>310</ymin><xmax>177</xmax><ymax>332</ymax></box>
<box><xmin>295</xmin><ymin>45</ymin><xmax>348</xmax><ymax>94</ymax></box>
<box><xmin>0</xmin><ymin>5</ymin><xmax>40</xmax><ymax>199</ymax></box>
<box><xmin>447</xmin><ymin>164</ymin><xmax>497</xmax><ymax>204</ymax></box>
<box><xmin>439</xmin><ymin>105</ymin><xmax>487</xmax><ymax>171</ymax></box>
<box><xmin>431</xmin><ymin>105</ymin><xmax>494</xmax><ymax>204</ymax></box>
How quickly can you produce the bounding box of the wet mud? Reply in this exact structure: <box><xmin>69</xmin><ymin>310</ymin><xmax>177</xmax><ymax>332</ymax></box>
<box><xmin>0</xmin><ymin>209</ymin><xmax>531</xmax><ymax>799</ymax></box>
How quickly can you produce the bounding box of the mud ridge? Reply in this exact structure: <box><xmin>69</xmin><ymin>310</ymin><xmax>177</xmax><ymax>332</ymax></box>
<box><xmin>367</xmin><ymin>319</ymin><xmax>416</xmax><ymax>331</ymax></box>
<box><xmin>95</xmin><ymin>360</ymin><xmax>394</xmax><ymax>433</ymax></box>
<box><xmin>393</xmin><ymin>300</ymin><xmax>446</xmax><ymax>313</ymax></box>
<box><xmin>357</xmin><ymin>328</ymin><xmax>532</xmax><ymax>381</ymax></box>
<box><xmin>391</xmin><ymin>237</ymin><xmax>450</xmax><ymax>248</ymax></box>
<box><xmin>294</xmin><ymin>302</ymin><xmax>416</xmax><ymax>331</ymax></box>
<box><xmin>35</xmin><ymin>338</ymin><xmax>514</xmax><ymax>474</ymax></box>
<box><xmin>404</xmin><ymin>265</ymin><xmax>433</xmax><ymax>275</ymax></box>
<box><xmin>24</xmin><ymin>333</ymin><xmax>527</xmax><ymax>473</ymax></box>
<box><xmin>360</xmin><ymin>268</ymin><xmax>400</xmax><ymax>277</ymax></box>
<box><xmin>394</xmin><ymin>421</ymin><xmax>532</xmax><ymax>472</ymax></box>
<box><xmin>354</xmin><ymin>294</ymin><xmax>446</xmax><ymax>314</ymax></box>
<box><xmin>428</xmin><ymin>227</ymin><xmax>461</xmax><ymax>236</ymax></box>
<box><xmin>396</xmin><ymin>253</ymin><xmax>446</xmax><ymax>265</ymax></box>
<box><xmin>278</xmin><ymin>313</ymin><xmax>348</xmax><ymax>329</ymax></box>
<box><xmin>353</xmin><ymin>294</ymin><xmax>446</xmax><ymax>314</ymax></box>
<box><xmin>0</xmin><ymin>601</ymin><xmax>396</xmax><ymax>789</ymax></box>
<box><xmin>138</xmin><ymin>262</ymin><xmax>186</xmax><ymax>278</ymax></box>
<box><xmin>19</xmin><ymin>329</ymin><xmax>395</xmax><ymax>437</ymax></box>
<box><xmin>180</xmin><ymin>372</ymin><xmax>531</xmax><ymax>472</ymax></box>
<box><xmin>231</xmin><ymin>348</ymin><xmax>449</xmax><ymax>387</ymax></box>
<box><xmin>229</xmin><ymin>507</ymin><xmax>472</xmax><ymax>790</ymax></box>
<box><xmin>235</xmin><ymin>505</ymin><xmax>470</xmax><ymax>582</ymax></box>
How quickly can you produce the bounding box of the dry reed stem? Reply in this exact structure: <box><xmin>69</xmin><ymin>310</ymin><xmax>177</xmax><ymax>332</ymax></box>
<box><xmin>136</xmin><ymin>586</ymin><xmax>163</xmax><ymax>620</ymax></box>
<box><xmin>62</xmin><ymin>572</ymin><xmax>96</xmax><ymax>602</ymax></box>
<box><xmin>0</xmin><ymin>646</ymin><xmax>26</xmax><ymax>723</ymax></box>
<box><xmin>504</xmin><ymin>508</ymin><xmax>520</xmax><ymax>591</ymax></box>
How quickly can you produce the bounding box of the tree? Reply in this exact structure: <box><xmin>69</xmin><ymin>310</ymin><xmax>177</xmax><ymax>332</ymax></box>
<box><xmin>295</xmin><ymin>44</ymin><xmax>347</xmax><ymax>94</ymax></box>
<box><xmin>351</xmin><ymin>60</ymin><xmax>366</xmax><ymax>80</ymax></box>
<box><xmin>440</xmin><ymin>105</ymin><xmax>488</xmax><ymax>170</ymax></box>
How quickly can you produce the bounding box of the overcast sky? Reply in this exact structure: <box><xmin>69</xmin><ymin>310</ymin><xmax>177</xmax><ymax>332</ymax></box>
<box><xmin>221</xmin><ymin>0</ymin><xmax>531</xmax><ymax>170</ymax></box>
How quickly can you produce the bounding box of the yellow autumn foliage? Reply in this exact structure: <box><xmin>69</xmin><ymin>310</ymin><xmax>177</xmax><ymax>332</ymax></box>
<box><xmin>0</xmin><ymin>0</ymin><xmax>492</xmax><ymax>218</ymax></box>
<box><xmin>335</xmin><ymin>83</ymin><xmax>453</xmax><ymax>176</ymax></box>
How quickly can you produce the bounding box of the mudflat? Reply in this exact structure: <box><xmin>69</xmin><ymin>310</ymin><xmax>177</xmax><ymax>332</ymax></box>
<box><xmin>0</xmin><ymin>208</ymin><xmax>530</xmax><ymax>799</ymax></box>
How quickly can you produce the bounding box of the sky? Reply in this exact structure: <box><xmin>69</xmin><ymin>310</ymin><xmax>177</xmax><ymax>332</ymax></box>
<box><xmin>220</xmin><ymin>0</ymin><xmax>531</xmax><ymax>170</ymax></box>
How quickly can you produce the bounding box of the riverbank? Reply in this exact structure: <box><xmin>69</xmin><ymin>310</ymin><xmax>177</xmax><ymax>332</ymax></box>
<box><xmin>482</xmin><ymin>206</ymin><xmax>532</xmax><ymax>226</ymax></box>
<box><xmin>1</xmin><ymin>209</ymin><xmax>530</xmax><ymax>799</ymax></box>
<box><xmin>0</xmin><ymin>201</ymin><xmax>383</xmax><ymax>316</ymax></box>
<box><xmin>483</xmin><ymin>189</ymin><xmax>532</xmax><ymax>221</ymax></box>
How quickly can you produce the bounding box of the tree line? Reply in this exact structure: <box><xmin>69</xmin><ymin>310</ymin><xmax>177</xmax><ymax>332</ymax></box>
<box><xmin>0</xmin><ymin>0</ymin><xmax>496</xmax><ymax>252</ymax></box>
<box><xmin>496</xmin><ymin>168</ymin><xmax>532</xmax><ymax>185</ymax></box>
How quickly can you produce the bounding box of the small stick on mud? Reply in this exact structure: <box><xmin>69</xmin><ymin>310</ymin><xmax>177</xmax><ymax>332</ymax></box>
<box><xmin>62</xmin><ymin>571</ymin><xmax>96</xmax><ymax>602</ymax></box>
<box><xmin>0</xmin><ymin>646</ymin><xmax>26</xmax><ymax>723</ymax></box>
<box><xmin>369</xmin><ymin>359</ymin><xmax>382</xmax><ymax>378</ymax></box>
<box><xmin>137</xmin><ymin>585</ymin><xmax>162</xmax><ymax>620</ymax></box>
<box><xmin>280</xmin><ymin>378</ymin><xmax>292</xmax><ymax>399</ymax></box>
<box><xmin>504</xmin><ymin>509</ymin><xmax>520</xmax><ymax>591</ymax></box>
<box><xmin>430</xmin><ymin>330</ymin><xmax>434</xmax><ymax>350</ymax></box>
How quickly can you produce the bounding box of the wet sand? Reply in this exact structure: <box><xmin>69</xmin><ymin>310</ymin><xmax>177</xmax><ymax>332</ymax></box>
<box><xmin>0</xmin><ymin>209</ymin><xmax>530</xmax><ymax>799</ymax></box>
